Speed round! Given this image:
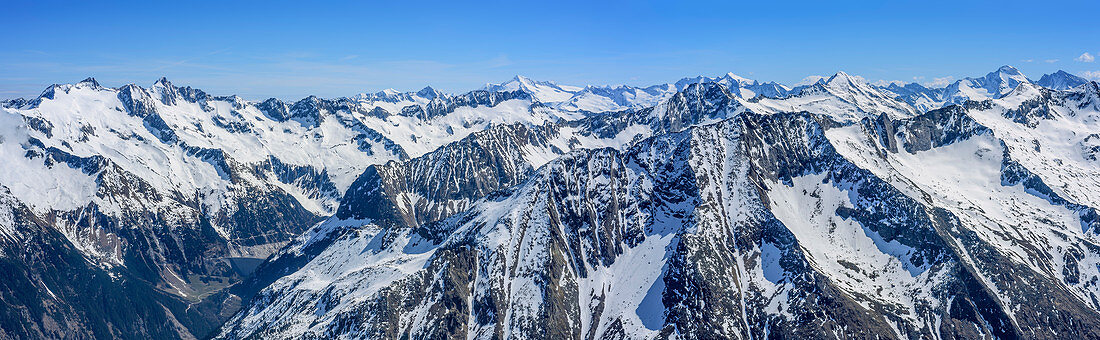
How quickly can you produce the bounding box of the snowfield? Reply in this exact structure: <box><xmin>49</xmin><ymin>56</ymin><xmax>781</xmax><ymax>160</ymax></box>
<box><xmin>4</xmin><ymin>66</ymin><xmax>1100</xmax><ymax>339</ymax></box>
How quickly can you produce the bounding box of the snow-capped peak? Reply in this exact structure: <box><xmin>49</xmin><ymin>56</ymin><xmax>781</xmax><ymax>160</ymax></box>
<box><xmin>669</xmin><ymin>73</ymin><xmax>793</xmax><ymax>99</ymax></box>
<box><xmin>743</xmin><ymin>70</ymin><xmax>918</xmax><ymax>121</ymax></box>
<box><xmin>818</xmin><ymin>71</ymin><xmax>885</xmax><ymax>97</ymax></box>
<box><xmin>483</xmin><ymin>75</ymin><xmax>580</xmax><ymax>103</ymax></box>
<box><xmin>996</xmin><ymin>64</ymin><xmax>1023</xmax><ymax>74</ymax></box>
<box><xmin>1036</xmin><ymin>70</ymin><xmax>1090</xmax><ymax>90</ymax></box>
<box><xmin>152</xmin><ymin>76</ymin><xmax>173</xmax><ymax>89</ymax></box>
<box><xmin>9</xmin><ymin>67</ymin><xmax>1100</xmax><ymax>339</ymax></box>
<box><xmin>1001</xmin><ymin>79</ymin><xmax>1045</xmax><ymax>99</ymax></box>
<box><xmin>721</xmin><ymin>72</ymin><xmax>755</xmax><ymax>86</ymax></box>
<box><xmin>674</xmin><ymin>73</ymin><xmax>755</xmax><ymax>90</ymax></box>
<box><xmin>76</xmin><ymin>77</ymin><xmax>101</xmax><ymax>89</ymax></box>
<box><xmin>512</xmin><ymin>75</ymin><xmax>535</xmax><ymax>87</ymax></box>
<box><xmin>354</xmin><ymin>88</ymin><xmax>416</xmax><ymax>103</ymax></box>
<box><xmin>416</xmin><ymin>86</ymin><xmax>443</xmax><ymax>100</ymax></box>
<box><xmin>940</xmin><ymin>65</ymin><xmax>1031</xmax><ymax>104</ymax></box>
<box><xmin>824</xmin><ymin>71</ymin><xmax>862</xmax><ymax>88</ymax></box>
<box><xmin>985</xmin><ymin>65</ymin><xmax>1029</xmax><ymax>86</ymax></box>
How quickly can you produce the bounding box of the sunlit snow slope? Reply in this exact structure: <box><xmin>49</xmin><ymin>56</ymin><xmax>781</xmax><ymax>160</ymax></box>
<box><xmin>3</xmin><ymin>66</ymin><xmax>1100</xmax><ymax>339</ymax></box>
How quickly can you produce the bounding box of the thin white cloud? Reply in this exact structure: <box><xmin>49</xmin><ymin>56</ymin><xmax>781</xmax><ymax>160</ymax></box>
<box><xmin>486</xmin><ymin>54</ymin><xmax>513</xmax><ymax>68</ymax></box>
<box><xmin>1077</xmin><ymin>52</ymin><xmax>1095</xmax><ymax>63</ymax></box>
<box><xmin>924</xmin><ymin>76</ymin><xmax>954</xmax><ymax>87</ymax></box>
<box><xmin>1045</xmin><ymin>59</ymin><xmax>1060</xmax><ymax>63</ymax></box>
<box><xmin>872</xmin><ymin>79</ymin><xmax>905</xmax><ymax>86</ymax></box>
<box><xmin>1081</xmin><ymin>71</ymin><xmax>1100</xmax><ymax>80</ymax></box>
<box><xmin>794</xmin><ymin>75</ymin><xmax>826</xmax><ymax>86</ymax></box>
<box><xmin>1021</xmin><ymin>59</ymin><xmax>1034</xmax><ymax>63</ymax></box>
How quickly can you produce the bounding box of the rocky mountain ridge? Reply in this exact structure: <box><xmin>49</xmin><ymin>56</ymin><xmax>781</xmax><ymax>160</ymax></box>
<box><xmin>1</xmin><ymin>66</ymin><xmax>1098</xmax><ymax>339</ymax></box>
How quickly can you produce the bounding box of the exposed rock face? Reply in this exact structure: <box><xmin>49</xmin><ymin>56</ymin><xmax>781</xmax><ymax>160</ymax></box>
<box><xmin>218</xmin><ymin>106</ymin><xmax>1100</xmax><ymax>338</ymax></box>
<box><xmin>227</xmin><ymin>81</ymin><xmax>785</xmax><ymax>310</ymax></box>
<box><xmin>337</xmin><ymin>123</ymin><xmax>555</xmax><ymax>227</ymax></box>
<box><xmin>0</xmin><ymin>78</ymin><xmax>564</xmax><ymax>338</ymax></box>
<box><xmin>4</xmin><ymin>69</ymin><xmax>1100</xmax><ymax>339</ymax></box>
<box><xmin>0</xmin><ymin>185</ymin><xmax>231</xmax><ymax>339</ymax></box>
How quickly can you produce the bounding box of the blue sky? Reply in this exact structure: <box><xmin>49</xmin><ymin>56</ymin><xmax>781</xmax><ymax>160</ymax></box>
<box><xmin>2</xmin><ymin>0</ymin><xmax>1099</xmax><ymax>100</ymax></box>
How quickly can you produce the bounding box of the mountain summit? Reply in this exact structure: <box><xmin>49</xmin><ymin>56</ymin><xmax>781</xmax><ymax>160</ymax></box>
<box><xmin>1037</xmin><ymin>70</ymin><xmax>1090</xmax><ymax>90</ymax></box>
<box><xmin>2</xmin><ymin>68</ymin><xmax>1099</xmax><ymax>339</ymax></box>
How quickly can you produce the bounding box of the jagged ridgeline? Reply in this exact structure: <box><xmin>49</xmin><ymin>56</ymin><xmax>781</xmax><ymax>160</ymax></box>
<box><xmin>1</xmin><ymin>67</ymin><xmax>1100</xmax><ymax>339</ymax></box>
<box><xmin>0</xmin><ymin>76</ymin><xmax>554</xmax><ymax>338</ymax></box>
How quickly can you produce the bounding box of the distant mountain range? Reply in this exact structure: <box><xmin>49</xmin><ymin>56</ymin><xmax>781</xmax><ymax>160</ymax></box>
<box><xmin>2</xmin><ymin>66</ymin><xmax>1099</xmax><ymax>339</ymax></box>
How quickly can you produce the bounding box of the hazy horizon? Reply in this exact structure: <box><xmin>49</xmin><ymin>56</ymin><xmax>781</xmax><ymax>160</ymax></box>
<box><xmin>3</xmin><ymin>0</ymin><xmax>1098</xmax><ymax>100</ymax></box>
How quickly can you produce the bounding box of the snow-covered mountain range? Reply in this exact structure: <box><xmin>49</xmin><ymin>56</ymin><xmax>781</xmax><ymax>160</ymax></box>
<box><xmin>2</xmin><ymin>66</ymin><xmax>1099</xmax><ymax>339</ymax></box>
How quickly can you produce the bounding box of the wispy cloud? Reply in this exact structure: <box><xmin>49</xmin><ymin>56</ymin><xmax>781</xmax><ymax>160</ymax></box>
<box><xmin>1021</xmin><ymin>59</ymin><xmax>1034</xmax><ymax>63</ymax></box>
<box><xmin>1077</xmin><ymin>52</ymin><xmax>1095</xmax><ymax>63</ymax></box>
<box><xmin>0</xmin><ymin>49</ymin><xmax>526</xmax><ymax>100</ymax></box>
<box><xmin>794</xmin><ymin>75</ymin><xmax>826</xmax><ymax>86</ymax></box>
<box><xmin>486</xmin><ymin>54</ymin><xmax>513</xmax><ymax>68</ymax></box>
<box><xmin>1082</xmin><ymin>71</ymin><xmax>1100</xmax><ymax>80</ymax></box>
<box><xmin>872</xmin><ymin>79</ymin><xmax>905</xmax><ymax>86</ymax></box>
<box><xmin>924</xmin><ymin>76</ymin><xmax>954</xmax><ymax>87</ymax></box>
<box><xmin>150</xmin><ymin>48</ymin><xmax>234</xmax><ymax>72</ymax></box>
<box><xmin>1045</xmin><ymin>59</ymin><xmax>1060</xmax><ymax>63</ymax></box>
